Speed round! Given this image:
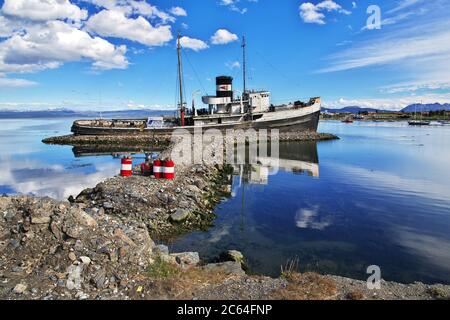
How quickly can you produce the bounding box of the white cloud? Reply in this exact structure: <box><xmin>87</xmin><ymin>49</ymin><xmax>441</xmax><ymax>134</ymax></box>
<box><xmin>299</xmin><ymin>1</ymin><xmax>351</xmax><ymax>25</ymax></box>
<box><xmin>1</xmin><ymin>0</ymin><xmax>88</xmax><ymax>22</ymax></box>
<box><xmin>211</xmin><ymin>29</ymin><xmax>238</xmax><ymax>45</ymax></box>
<box><xmin>0</xmin><ymin>20</ymin><xmax>129</xmax><ymax>73</ymax></box>
<box><xmin>387</xmin><ymin>0</ymin><xmax>423</xmax><ymax>14</ymax></box>
<box><xmin>0</xmin><ymin>15</ymin><xmax>17</xmax><ymax>37</ymax></box>
<box><xmin>321</xmin><ymin>1</ymin><xmax>450</xmax><ymax>97</ymax></box>
<box><xmin>169</xmin><ymin>6</ymin><xmax>187</xmax><ymax>17</ymax></box>
<box><xmin>226</xmin><ymin>61</ymin><xmax>240</xmax><ymax>69</ymax></box>
<box><xmin>220</xmin><ymin>0</ymin><xmax>248</xmax><ymax>14</ymax></box>
<box><xmin>319</xmin><ymin>20</ymin><xmax>450</xmax><ymax>79</ymax></box>
<box><xmin>0</xmin><ymin>75</ymin><xmax>38</xmax><ymax>88</ymax></box>
<box><xmin>299</xmin><ymin>3</ymin><xmax>325</xmax><ymax>25</ymax></box>
<box><xmin>85</xmin><ymin>8</ymin><xmax>173</xmax><ymax>47</ymax></box>
<box><xmin>179</xmin><ymin>36</ymin><xmax>209</xmax><ymax>51</ymax></box>
<box><xmin>0</xmin><ymin>0</ymin><xmax>178</xmax><ymax>84</ymax></box>
<box><xmin>83</xmin><ymin>0</ymin><xmax>175</xmax><ymax>23</ymax></box>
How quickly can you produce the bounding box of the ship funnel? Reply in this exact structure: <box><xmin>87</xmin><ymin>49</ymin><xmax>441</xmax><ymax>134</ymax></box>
<box><xmin>216</xmin><ymin>76</ymin><xmax>233</xmax><ymax>101</ymax></box>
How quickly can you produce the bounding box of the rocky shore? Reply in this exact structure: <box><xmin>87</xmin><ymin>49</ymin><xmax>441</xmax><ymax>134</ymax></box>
<box><xmin>2</xmin><ymin>132</ymin><xmax>448</xmax><ymax>300</ymax></box>
<box><xmin>43</xmin><ymin>134</ymin><xmax>171</xmax><ymax>148</ymax></box>
<box><xmin>73</xmin><ymin>163</ymin><xmax>233</xmax><ymax>240</ymax></box>
<box><xmin>42</xmin><ymin>131</ymin><xmax>338</xmax><ymax>147</ymax></box>
<box><xmin>2</xmin><ymin>195</ymin><xmax>450</xmax><ymax>300</ymax></box>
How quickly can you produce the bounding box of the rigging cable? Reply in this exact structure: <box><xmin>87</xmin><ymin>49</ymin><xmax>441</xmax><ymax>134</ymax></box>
<box><xmin>254</xmin><ymin>49</ymin><xmax>303</xmax><ymax>90</ymax></box>
<box><xmin>182</xmin><ymin>48</ymin><xmax>208</xmax><ymax>95</ymax></box>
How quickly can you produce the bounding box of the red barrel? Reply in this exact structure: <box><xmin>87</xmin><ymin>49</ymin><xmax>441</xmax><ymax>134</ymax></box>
<box><xmin>141</xmin><ymin>161</ymin><xmax>153</xmax><ymax>175</ymax></box>
<box><xmin>120</xmin><ymin>157</ymin><xmax>133</xmax><ymax>177</ymax></box>
<box><xmin>163</xmin><ymin>159</ymin><xmax>175</xmax><ymax>180</ymax></box>
<box><xmin>153</xmin><ymin>159</ymin><xmax>163</xmax><ymax>179</ymax></box>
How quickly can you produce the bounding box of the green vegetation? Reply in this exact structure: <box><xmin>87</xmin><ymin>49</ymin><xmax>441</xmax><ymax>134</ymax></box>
<box><xmin>147</xmin><ymin>256</ymin><xmax>180</xmax><ymax>279</ymax></box>
<box><xmin>280</xmin><ymin>256</ymin><xmax>300</xmax><ymax>278</ymax></box>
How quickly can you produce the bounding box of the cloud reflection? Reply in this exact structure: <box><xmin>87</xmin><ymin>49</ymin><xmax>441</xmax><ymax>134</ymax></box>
<box><xmin>295</xmin><ymin>205</ymin><xmax>332</xmax><ymax>230</ymax></box>
<box><xmin>0</xmin><ymin>156</ymin><xmax>116</xmax><ymax>200</ymax></box>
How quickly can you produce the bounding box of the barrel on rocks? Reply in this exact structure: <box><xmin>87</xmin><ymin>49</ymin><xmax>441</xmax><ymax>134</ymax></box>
<box><xmin>120</xmin><ymin>157</ymin><xmax>133</xmax><ymax>177</ymax></box>
<box><xmin>153</xmin><ymin>159</ymin><xmax>163</xmax><ymax>179</ymax></box>
<box><xmin>140</xmin><ymin>162</ymin><xmax>152</xmax><ymax>176</ymax></box>
<box><xmin>163</xmin><ymin>159</ymin><xmax>175</xmax><ymax>180</ymax></box>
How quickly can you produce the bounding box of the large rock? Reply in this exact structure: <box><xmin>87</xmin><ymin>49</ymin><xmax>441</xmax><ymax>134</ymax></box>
<box><xmin>202</xmin><ymin>261</ymin><xmax>245</xmax><ymax>276</ymax></box>
<box><xmin>70</xmin><ymin>208</ymin><xmax>97</xmax><ymax>228</ymax></box>
<box><xmin>187</xmin><ymin>185</ymin><xmax>202</xmax><ymax>194</ymax></box>
<box><xmin>220</xmin><ymin>250</ymin><xmax>245</xmax><ymax>265</ymax></box>
<box><xmin>153</xmin><ymin>244</ymin><xmax>169</xmax><ymax>256</ymax></box>
<box><xmin>114</xmin><ymin>228</ymin><xmax>136</xmax><ymax>247</ymax></box>
<box><xmin>170</xmin><ymin>209</ymin><xmax>190</xmax><ymax>222</ymax></box>
<box><xmin>170</xmin><ymin>252</ymin><xmax>200</xmax><ymax>269</ymax></box>
<box><xmin>31</xmin><ymin>216</ymin><xmax>51</xmax><ymax>225</ymax></box>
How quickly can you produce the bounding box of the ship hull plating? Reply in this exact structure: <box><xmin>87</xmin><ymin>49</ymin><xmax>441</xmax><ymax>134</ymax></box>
<box><xmin>71</xmin><ymin>104</ymin><xmax>321</xmax><ymax>136</ymax></box>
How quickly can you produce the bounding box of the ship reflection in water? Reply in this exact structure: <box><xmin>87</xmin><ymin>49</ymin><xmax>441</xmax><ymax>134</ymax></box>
<box><xmin>230</xmin><ymin>141</ymin><xmax>319</xmax><ymax>188</ymax></box>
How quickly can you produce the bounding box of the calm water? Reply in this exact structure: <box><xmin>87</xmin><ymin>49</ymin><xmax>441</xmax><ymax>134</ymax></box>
<box><xmin>0</xmin><ymin>118</ymin><xmax>138</xmax><ymax>200</ymax></box>
<box><xmin>1</xmin><ymin>118</ymin><xmax>450</xmax><ymax>284</ymax></box>
<box><xmin>172</xmin><ymin>121</ymin><xmax>450</xmax><ymax>284</ymax></box>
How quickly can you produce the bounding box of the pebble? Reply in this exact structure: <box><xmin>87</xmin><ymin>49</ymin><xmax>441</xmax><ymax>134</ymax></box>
<box><xmin>68</xmin><ymin>252</ymin><xmax>77</xmax><ymax>261</ymax></box>
<box><xmin>12</xmin><ymin>283</ymin><xmax>27</xmax><ymax>294</ymax></box>
<box><xmin>80</xmin><ymin>256</ymin><xmax>91</xmax><ymax>265</ymax></box>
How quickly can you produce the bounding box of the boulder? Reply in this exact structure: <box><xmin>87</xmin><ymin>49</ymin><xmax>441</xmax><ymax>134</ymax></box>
<box><xmin>12</xmin><ymin>283</ymin><xmax>27</xmax><ymax>294</ymax></box>
<box><xmin>170</xmin><ymin>209</ymin><xmax>190</xmax><ymax>222</ymax></box>
<box><xmin>170</xmin><ymin>252</ymin><xmax>200</xmax><ymax>268</ymax></box>
<box><xmin>153</xmin><ymin>244</ymin><xmax>169</xmax><ymax>256</ymax></box>
<box><xmin>220</xmin><ymin>250</ymin><xmax>245</xmax><ymax>265</ymax></box>
<box><xmin>202</xmin><ymin>261</ymin><xmax>245</xmax><ymax>276</ymax></box>
<box><xmin>114</xmin><ymin>228</ymin><xmax>136</xmax><ymax>247</ymax></box>
<box><xmin>31</xmin><ymin>216</ymin><xmax>51</xmax><ymax>225</ymax></box>
<box><xmin>69</xmin><ymin>208</ymin><xmax>97</xmax><ymax>228</ymax></box>
<box><xmin>187</xmin><ymin>185</ymin><xmax>202</xmax><ymax>194</ymax></box>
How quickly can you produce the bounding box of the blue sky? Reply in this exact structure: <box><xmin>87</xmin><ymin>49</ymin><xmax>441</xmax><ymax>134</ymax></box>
<box><xmin>0</xmin><ymin>0</ymin><xmax>449</xmax><ymax>111</ymax></box>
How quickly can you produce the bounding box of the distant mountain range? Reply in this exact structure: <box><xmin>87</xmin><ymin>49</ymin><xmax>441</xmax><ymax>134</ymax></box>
<box><xmin>321</xmin><ymin>106</ymin><xmax>390</xmax><ymax>113</ymax></box>
<box><xmin>1</xmin><ymin>103</ymin><xmax>449</xmax><ymax>119</ymax></box>
<box><xmin>0</xmin><ymin>109</ymin><xmax>175</xmax><ymax>119</ymax></box>
<box><xmin>323</xmin><ymin>103</ymin><xmax>450</xmax><ymax>113</ymax></box>
<box><xmin>400</xmin><ymin>103</ymin><xmax>450</xmax><ymax>112</ymax></box>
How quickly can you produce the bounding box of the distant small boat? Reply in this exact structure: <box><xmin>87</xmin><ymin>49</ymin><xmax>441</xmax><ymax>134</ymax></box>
<box><xmin>342</xmin><ymin>116</ymin><xmax>354</xmax><ymax>123</ymax></box>
<box><xmin>438</xmin><ymin>120</ymin><xmax>450</xmax><ymax>125</ymax></box>
<box><xmin>408</xmin><ymin>101</ymin><xmax>430</xmax><ymax>126</ymax></box>
<box><xmin>408</xmin><ymin>120</ymin><xmax>430</xmax><ymax>126</ymax></box>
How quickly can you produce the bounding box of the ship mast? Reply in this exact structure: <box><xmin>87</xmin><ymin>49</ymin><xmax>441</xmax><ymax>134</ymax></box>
<box><xmin>242</xmin><ymin>36</ymin><xmax>251</xmax><ymax>117</ymax></box>
<box><xmin>177</xmin><ymin>33</ymin><xmax>185</xmax><ymax>126</ymax></box>
<box><xmin>242</xmin><ymin>36</ymin><xmax>247</xmax><ymax>94</ymax></box>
